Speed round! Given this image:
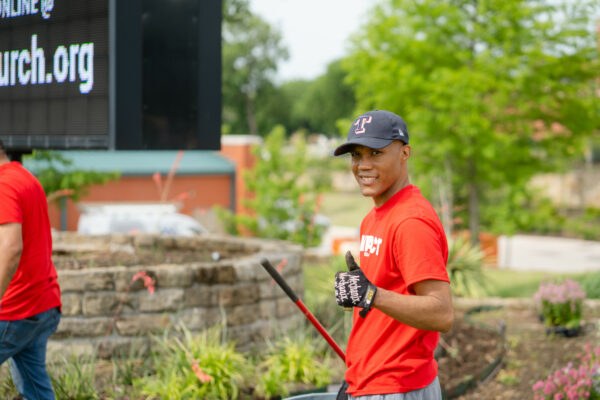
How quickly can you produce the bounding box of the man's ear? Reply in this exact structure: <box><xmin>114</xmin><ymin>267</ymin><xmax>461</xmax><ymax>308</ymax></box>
<box><xmin>401</xmin><ymin>144</ymin><xmax>411</xmax><ymax>160</ymax></box>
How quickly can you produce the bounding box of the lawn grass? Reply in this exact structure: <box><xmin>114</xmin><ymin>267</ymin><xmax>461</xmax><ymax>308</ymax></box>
<box><xmin>319</xmin><ymin>190</ymin><xmax>373</xmax><ymax>227</ymax></box>
<box><xmin>482</xmin><ymin>268</ymin><xmax>562</xmax><ymax>298</ymax></box>
<box><xmin>465</xmin><ymin>267</ymin><xmax>600</xmax><ymax>299</ymax></box>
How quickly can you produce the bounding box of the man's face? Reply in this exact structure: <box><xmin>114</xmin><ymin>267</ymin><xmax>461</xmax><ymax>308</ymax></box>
<box><xmin>350</xmin><ymin>140</ymin><xmax>410</xmax><ymax>207</ymax></box>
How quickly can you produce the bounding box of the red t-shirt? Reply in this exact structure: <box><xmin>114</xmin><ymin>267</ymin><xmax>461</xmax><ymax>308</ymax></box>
<box><xmin>345</xmin><ymin>185</ymin><xmax>449</xmax><ymax>396</ymax></box>
<box><xmin>0</xmin><ymin>161</ymin><xmax>61</xmax><ymax>320</ymax></box>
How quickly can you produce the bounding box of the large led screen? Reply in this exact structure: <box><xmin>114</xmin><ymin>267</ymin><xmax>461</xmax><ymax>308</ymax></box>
<box><xmin>140</xmin><ymin>0</ymin><xmax>221</xmax><ymax>150</ymax></box>
<box><xmin>0</xmin><ymin>0</ymin><xmax>109</xmax><ymax>149</ymax></box>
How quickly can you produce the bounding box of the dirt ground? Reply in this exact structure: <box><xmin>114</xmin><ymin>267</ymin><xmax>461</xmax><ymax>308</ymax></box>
<box><xmin>440</xmin><ymin>301</ymin><xmax>600</xmax><ymax>400</ymax></box>
<box><xmin>437</xmin><ymin>312</ymin><xmax>504</xmax><ymax>398</ymax></box>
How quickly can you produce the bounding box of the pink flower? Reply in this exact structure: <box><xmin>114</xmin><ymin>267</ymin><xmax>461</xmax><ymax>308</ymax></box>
<box><xmin>191</xmin><ymin>360</ymin><xmax>212</xmax><ymax>383</ymax></box>
<box><xmin>533</xmin><ymin>359</ymin><xmax>597</xmax><ymax>400</ymax></box>
<box><xmin>132</xmin><ymin>271</ymin><xmax>156</xmax><ymax>294</ymax></box>
<box><xmin>544</xmin><ymin>381</ymin><xmax>556</xmax><ymax>395</ymax></box>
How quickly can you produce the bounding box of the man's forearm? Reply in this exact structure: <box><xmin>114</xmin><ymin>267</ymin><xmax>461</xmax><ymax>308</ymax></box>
<box><xmin>0</xmin><ymin>247</ymin><xmax>21</xmax><ymax>300</ymax></box>
<box><xmin>0</xmin><ymin>223</ymin><xmax>23</xmax><ymax>300</ymax></box>
<box><xmin>373</xmin><ymin>287</ymin><xmax>454</xmax><ymax>333</ymax></box>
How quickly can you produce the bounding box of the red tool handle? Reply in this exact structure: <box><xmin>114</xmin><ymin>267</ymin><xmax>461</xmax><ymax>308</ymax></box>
<box><xmin>260</xmin><ymin>258</ymin><xmax>346</xmax><ymax>362</ymax></box>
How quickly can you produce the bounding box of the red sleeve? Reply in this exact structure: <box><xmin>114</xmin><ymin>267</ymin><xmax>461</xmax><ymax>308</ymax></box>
<box><xmin>393</xmin><ymin>218</ymin><xmax>449</xmax><ymax>291</ymax></box>
<box><xmin>0</xmin><ymin>181</ymin><xmax>23</xmax><ymax>224</ymax></box>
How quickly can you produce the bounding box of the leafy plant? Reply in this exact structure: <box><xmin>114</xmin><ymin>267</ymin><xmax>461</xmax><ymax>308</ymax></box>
<box><xmin>108</xmin><ymin>341</ymin><xmax>152</xmax><ymax>398</ymax></box>
<box><xmin>563</xmin><ymin>207</ymin><xmax>600</xmax><ymax>241</ymax></box>
<box><xmin>49</xmin><ymin>354</ymin><xmax>98</xmax><ymax>400</ymax></box>
<box><xmin>497</xmin><ymin>370</ymin><xmax>520</xmax><ymax>386</ymax></box>
<box><xmin>134</xmin><ymin>323</ymin><xmax>249</xmax><ymax>400</ymax></box>
<box><xmin>0</xmin><ymin>364</ymin><xmax>19</xmax><ymax>398</ymax></box>
<box><xmin>303</xmin><ymin>256</ymin><xmax>352</xmax><ymax>347</ymax></box>
<box><xmin>446</xmin><ymin>236</ymin><xmax>488</xmax><ymax>297</ymax></box>
<box><xmin>216</xmin><ymin>126</ymin><xmax>326</xmax><ymax>247</ymax></box>
<box><xmin>255</xmin><ymin>334</ymin><xmax>332</xmax><ymax>399</ymax></box>
<box><xmin>534</xmin><ymin>279</ymin><xmax>586</xmax><ymax>328</ymax></box>
<box><xmin>482</xmin><ymin>189</ymin><xmax>565</xmax><ymax>237</ymax></box>
<box><xmin>483</xmin><ymin>190</ymin><xmax>600</xmax><ymax>240</ymax></box>
<box><xmin>24</xmin><ymin>150</ymin><xmax>120</xmax><ymax>202</ymax></box>
<box><xmin>576</xmin><ymin>270</ymin><xmax>600</xmax><ymax>299</ymax></box>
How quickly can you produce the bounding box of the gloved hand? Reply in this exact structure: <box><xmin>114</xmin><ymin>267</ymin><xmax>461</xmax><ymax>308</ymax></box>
<box><xmin>334</xmin><ymin>251</ymin><xmax>377</xmax><ymax>318</ymax></box>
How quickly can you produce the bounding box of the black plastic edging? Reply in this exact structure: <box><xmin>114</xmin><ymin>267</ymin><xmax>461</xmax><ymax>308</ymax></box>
<box><xmin>442</xmin><ymin>305</ymin><xmax>507</xmax><ymax>399</ymax></box>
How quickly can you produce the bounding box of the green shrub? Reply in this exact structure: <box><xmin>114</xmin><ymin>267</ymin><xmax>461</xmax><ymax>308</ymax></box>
<box><xmin>134</xmin><ymin>323</ymin><xmax>249</xmax><ymax>400</ymax></box>
<box><xmin>255</xmin><ymin>334</ymin><xmax>332</xmax><ymax>399</ymax></box>
<box><xmin>49</xmin><ymin>354</ymin><xmax>98</xmax><ymax>400</ymax></box>
<box><xmin>483</xmin><ymin>186</ymin><xmax>600</xmax><ymax>240</ymax></box>
<box><xmin>107</xmin><ymin>343</ymin><xmax>151</xmax><ymax>398</ymax></box>
<box><xmin>216</xmin><ymin>126</ymin><xmax>326</xmax><ymax>247</ymax></box>
<box><xmin>24</xmin><ymin>150</ymin><xmax>120</xmax><ymax>202</ymax></box>
<box><xmin>576</xmin><ymin>270</ymin><xmax>600</xmax><ymax>299</ymax></box>
<box><xmin>563</xmin><ymin>207</ymin><xmax>600</xmax><ymax>240</ymax></box>
<box><xmin>482</xmin><ymin>188</ymin><xmax>564</xmax><ymax>237</ymax></box>
<box><xmin>447</xmin><ymin>236</ymin><xmax>488</xmax><ymax>297</ymax></box>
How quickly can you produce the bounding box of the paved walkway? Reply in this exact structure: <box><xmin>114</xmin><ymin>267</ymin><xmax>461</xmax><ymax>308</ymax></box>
<box><xmin>498</xmin><ymin>234</ymin><xmax>600</xmax><ymax>272</ymax></box>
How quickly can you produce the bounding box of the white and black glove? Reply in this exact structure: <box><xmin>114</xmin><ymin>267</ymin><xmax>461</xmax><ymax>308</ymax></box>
<box><xmin>334</xmin><ymin>251</ymin><xmax>377</xmax><ymax>318</ymax></box>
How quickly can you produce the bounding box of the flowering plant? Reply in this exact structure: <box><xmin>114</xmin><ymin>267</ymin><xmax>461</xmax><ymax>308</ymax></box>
<box><xmin>533</xmin><ymin>279</ymin><xmax>585</xmax><ymax>329</ymax></box>
<box><xmin>532</xmin><ymin>344</ymin><xmax>600</xmax><ymax>400</ymax></box>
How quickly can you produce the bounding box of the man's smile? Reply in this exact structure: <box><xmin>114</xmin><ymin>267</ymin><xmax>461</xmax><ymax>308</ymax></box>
<box><xmin>358</xmin><ymin>175</ymin><xmax>378</xmax><ymax>185</ymax></box>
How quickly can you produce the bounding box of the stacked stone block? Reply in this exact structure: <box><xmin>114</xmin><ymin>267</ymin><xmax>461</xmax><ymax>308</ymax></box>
<box><xmin>49</xmin><ymin>233</ymin><xmax>305</xmax><ymax>358</ymax></box>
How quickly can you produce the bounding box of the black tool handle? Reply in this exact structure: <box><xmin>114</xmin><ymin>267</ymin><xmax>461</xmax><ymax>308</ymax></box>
<box><xmin>260</xmin><ymin>258</ymin><xmax>298</xmax><ymax>302</ymax></box>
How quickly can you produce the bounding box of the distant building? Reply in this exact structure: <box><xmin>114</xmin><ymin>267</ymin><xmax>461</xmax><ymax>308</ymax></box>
<box><xmin>24</xmin><ymin>136</ymin><xmax>261</xmax><ymax>231</ymax></box>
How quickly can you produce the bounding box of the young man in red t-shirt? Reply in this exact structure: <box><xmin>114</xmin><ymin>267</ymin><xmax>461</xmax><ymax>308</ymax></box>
<box><xmin>333</xmin><ymin>110</ymin><xmax>453</xmax><ymax>399</ymax></box>
<box><xmin>0</xmin><ymin>139</ymin><xmax>62</xmax><ymax>399</ymax></box>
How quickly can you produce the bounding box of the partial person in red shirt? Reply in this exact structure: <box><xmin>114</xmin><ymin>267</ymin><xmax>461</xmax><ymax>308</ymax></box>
<box><xmin>0</xmin><ymin>139</ymin><xmax>62</xmax><ymax>400</ymax></box>
<box><xmin>333</xmin><ymin>110</ymin><xmax>453</xmax><ymax>400</ymax></box>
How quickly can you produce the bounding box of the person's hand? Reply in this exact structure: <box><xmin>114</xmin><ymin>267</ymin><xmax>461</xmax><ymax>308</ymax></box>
<box><xmin>334</xmin><ymin>251</ymin><xmax>377</xmax><ymax>318</ymax></box>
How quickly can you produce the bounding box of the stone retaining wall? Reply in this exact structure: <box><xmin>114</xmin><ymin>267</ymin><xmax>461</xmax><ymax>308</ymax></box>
<box><xmin>48</xmin><ymin>233</ymin><xmax>305</xmax><ymax>358</ymax></box>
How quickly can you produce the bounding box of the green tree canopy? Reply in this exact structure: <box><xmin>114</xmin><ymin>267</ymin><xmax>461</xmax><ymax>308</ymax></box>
<box><xmin>216</xmin><ymin>126</ymin><xmax>326</xmax><ymax>247</ymax></box>
<box><xmin>285</xmin><ymin>60</ymin><xmax>357</xmax><ymax>136</ymax></box>
<box><xmin>344</xmin><ymin>0</ymin><xmax>600</xmax><ymax>240</ymax></box>
<box><xmin>222</xmin><ymin>0</ymin><xmax>289</xmax><ymax>136</ymax></box>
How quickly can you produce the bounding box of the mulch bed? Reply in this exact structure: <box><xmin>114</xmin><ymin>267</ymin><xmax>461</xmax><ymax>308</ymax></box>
<box><xmin>437</xmin><ymin>312</ymin><xmax>505</xmax><ymax>397</ymax></box>
<box><xmin>447</xmin><ymin>303</ymin><xmax>600</xmax><ymax>400</ymax></box>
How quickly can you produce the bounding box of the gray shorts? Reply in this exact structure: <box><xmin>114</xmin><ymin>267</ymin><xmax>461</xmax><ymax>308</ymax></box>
<box><xmin>347</xmin><ymin>376</ymin><xmax>441</xmax><ymax>400</ymax></box>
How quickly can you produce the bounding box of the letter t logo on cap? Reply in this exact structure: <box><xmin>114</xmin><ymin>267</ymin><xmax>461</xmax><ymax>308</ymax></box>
<box><xmin>354</xmin><ymin>116</ymin><xmax>372</xmax><ymax>134</ymax></box>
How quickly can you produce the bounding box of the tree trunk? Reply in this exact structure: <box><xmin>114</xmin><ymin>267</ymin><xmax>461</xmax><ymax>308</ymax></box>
<box><xmin>245</xmin><ymin>93</ymin><xmax>258</xmax><ymax>136</ymax></box>
<box><xmin>436</xmin><ymin>158</ymin><xmax>454</xmax><ymax>239</ymax></box>
<box><xmin>467</xmin><ymin>159</ymin><xmax>480</xmax><ymax>245</ymax></box>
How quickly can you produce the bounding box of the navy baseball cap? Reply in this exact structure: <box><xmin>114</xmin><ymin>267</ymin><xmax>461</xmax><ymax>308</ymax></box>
<box><xmin>333</xmin><ymin>110</ymin><xmax>409</xmax><ymax>156</ymax></box>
